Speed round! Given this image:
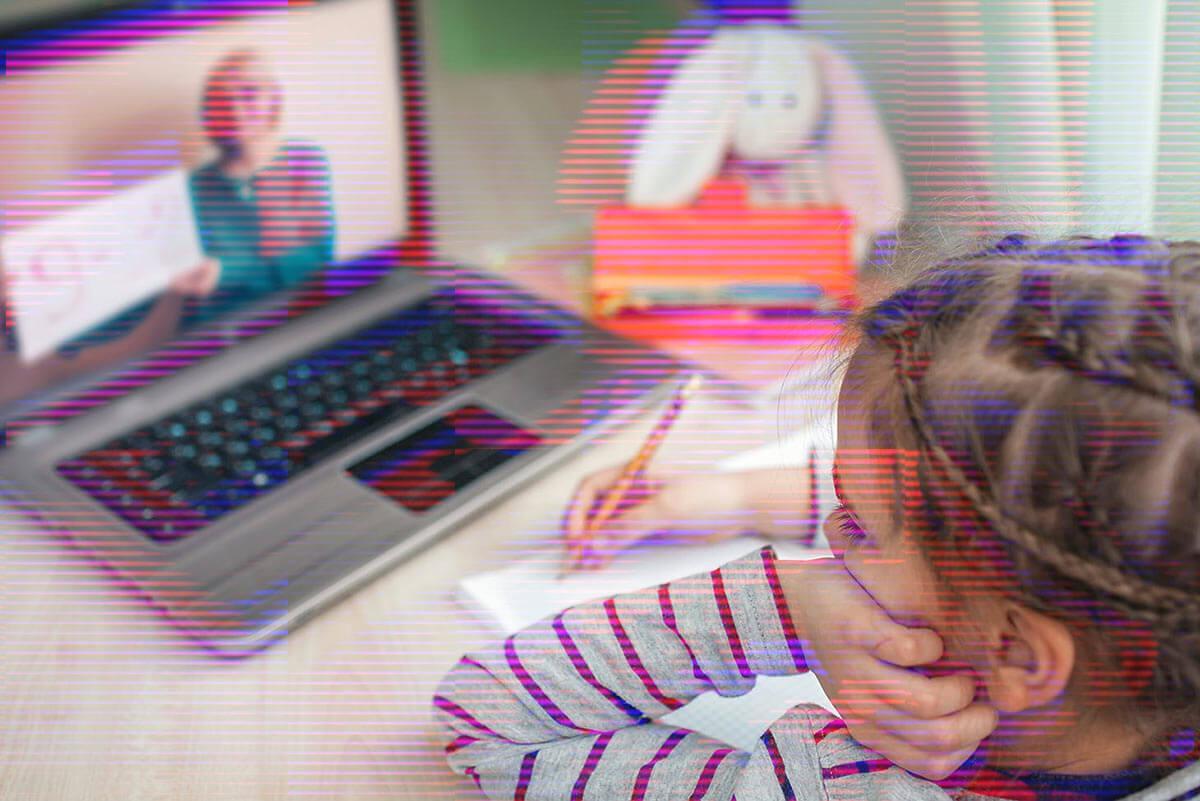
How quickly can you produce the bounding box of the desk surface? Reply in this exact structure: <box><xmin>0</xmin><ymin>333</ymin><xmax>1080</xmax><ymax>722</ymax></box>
<box><xmin>0</xmin><ymin>357</ymin><xmax>785</xmax><ymax>800</ymax></box>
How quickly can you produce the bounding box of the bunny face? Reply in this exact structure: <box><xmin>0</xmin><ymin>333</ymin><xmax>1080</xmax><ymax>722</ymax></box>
<box><xmin>729</xmin><ymin>26</ymin><xmax>822</xmax><ymax>161</ymax></box>
<box><xmin>628</xmin><ymin>22</ymin><xmax>906</xmax><ymax>241</ymax></box>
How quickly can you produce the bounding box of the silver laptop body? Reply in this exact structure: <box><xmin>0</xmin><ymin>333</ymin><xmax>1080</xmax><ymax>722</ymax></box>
<box><xmin>0</xmin><ymin>0</ymin><xmax>679</xmax><ymax>655</ymax></box>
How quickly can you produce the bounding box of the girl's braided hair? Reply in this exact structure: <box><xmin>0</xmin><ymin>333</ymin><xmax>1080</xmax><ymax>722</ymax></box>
<box><xmin>853</xmin><ymin>233</ymin><xmax>1200</xmax><ymax>746</ymax></box>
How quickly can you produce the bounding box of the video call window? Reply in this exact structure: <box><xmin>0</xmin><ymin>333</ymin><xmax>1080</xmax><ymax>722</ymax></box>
<box><xmin>0</xmin><ymin>0</ymin><xmax>407</xmax><ymax>408</ymax></box>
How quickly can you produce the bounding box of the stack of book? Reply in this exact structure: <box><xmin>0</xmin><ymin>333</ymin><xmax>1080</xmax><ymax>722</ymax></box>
<box><xmin>591</xmin><ymin>189</ymin><xmax>855</xmax><ymax>341</ymax></box>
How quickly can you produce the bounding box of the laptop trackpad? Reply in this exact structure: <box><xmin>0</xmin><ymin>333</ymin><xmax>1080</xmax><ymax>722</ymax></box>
<box><xmin>348</xmin><ymin>405</ymin><xmax>540</xmax><ymax>513</ymax></box>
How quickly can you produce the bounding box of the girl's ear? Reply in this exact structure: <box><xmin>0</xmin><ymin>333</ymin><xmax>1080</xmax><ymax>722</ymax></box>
<box><xmin>808</xmin><ymin>39</ymin><xmax>907</xmax><ymax>240</ymax></box>
<box><xmin>627</xmin><ymin>29</ymin><xmax>744</xmax><ymax>208</ymax></box>
<box><xmin>984</xmin><ymin>603</ymin><xmax>1076</xmax><ymax>714</ymax></box>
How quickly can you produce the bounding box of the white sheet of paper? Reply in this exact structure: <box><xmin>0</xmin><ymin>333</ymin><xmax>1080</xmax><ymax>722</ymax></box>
<box><xmin>459</xmin><ymin>536</ymin><xmax>816</xmax><ymax>635</ymax></box>
<box><xmin>3</xmin><ymin>168</ymin><xmax>203</xmax><ymax>363</ymax></box>
<box><xmin>457</xmin><ymin>426</ymin><xmax>835</xmax><ymax>628</ymax></box>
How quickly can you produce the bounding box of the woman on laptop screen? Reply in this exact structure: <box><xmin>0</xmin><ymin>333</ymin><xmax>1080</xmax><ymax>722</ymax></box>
<box><xmin>0</xmin><ymin>49</ymin><xmax>337</xmax><ymax>407</ymax></box>
<box><xmin>188</xmin><ymin>48</ymin><xmax>336</xmax><ymax>323</ymax></box>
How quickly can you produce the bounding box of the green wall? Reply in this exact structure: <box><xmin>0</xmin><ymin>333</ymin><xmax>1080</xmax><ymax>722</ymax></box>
<box><xmin>431</xmin><ymin>0</ymin><xmax>680</xmax><ymax>72</ymax></box>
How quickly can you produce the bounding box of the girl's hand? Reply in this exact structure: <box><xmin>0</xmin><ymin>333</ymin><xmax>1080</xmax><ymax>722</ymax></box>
<box><xmin>779</xmin><ymin>557</ymin><xmax>999</xmax><ymax>780</ymax></box>
<box><xmin>561</xmin><ymin>465</ymin><xmax>761</xmax><ymax>573</ymax></box>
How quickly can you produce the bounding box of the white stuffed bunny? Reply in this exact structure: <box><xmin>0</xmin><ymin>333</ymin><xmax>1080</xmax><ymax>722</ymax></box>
<box><xmin>628</xmin><ymin>24</ymin><xmax>906</xmax><ymax>256</ymax></box>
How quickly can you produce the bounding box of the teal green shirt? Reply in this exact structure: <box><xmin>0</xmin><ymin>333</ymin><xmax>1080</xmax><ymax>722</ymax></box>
<box><xmin>188</xmin><ymin>139</ymin><xmax>336</xmax><ymax>324</ymax></box>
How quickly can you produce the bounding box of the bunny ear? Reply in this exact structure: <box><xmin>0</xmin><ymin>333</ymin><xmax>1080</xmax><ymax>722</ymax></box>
<box><xmin>627</xmin><ymin>28</ymin><xmax>745</xmax><ymax>208</ymax></box>
<box><xmin>809</xmin><ymin>38</ymin><xmax>907</xmax><ymax>238</ymax></box>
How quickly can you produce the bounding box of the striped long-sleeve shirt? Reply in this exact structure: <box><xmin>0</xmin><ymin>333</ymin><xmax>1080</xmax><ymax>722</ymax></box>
<box><xmin>433</xmin><ymin>547</ymin><xmax>1198</xmax><ymax>801</ymax></box>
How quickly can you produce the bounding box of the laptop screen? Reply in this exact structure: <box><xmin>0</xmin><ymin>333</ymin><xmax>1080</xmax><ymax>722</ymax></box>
<box><xmin>0</xmin><ymin>0</ymin><xmax>409</xmax><ymax>418</ymax></box>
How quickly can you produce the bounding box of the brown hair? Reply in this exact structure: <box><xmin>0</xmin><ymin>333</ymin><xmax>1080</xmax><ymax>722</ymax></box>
<box><xmin>849</xmin><ymin>234</ymin><xmax>1200</xmax><ymax>756</ymax></box>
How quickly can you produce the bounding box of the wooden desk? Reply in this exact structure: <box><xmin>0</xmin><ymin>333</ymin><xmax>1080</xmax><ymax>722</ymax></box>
<box><xmin>0</xmin><ymin>352</ymin><xmax>778</xmax><ymax>800</ymax></box>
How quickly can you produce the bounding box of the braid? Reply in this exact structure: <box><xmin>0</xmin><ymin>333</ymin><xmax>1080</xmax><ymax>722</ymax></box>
<box><xmin>1010</xmin><ymin>263</ymin><xmax>1200</xmax><ymax>410</ymax></box>
<box><xmin>857</xmin><ymin>233</ymin><xmax>1200</xmax><ymax>746</ymax></box>
<box><xmin>888</xmin><ymin>332</ymin><xmax>1200</xmax><ymax>635</ymax></box>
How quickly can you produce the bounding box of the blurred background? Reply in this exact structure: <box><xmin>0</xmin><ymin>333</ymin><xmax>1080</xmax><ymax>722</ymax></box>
<box><xmin>1</xmin><ymin>1</ymin><xmax>1198</xmax><ymax>798</ymax></box>
<box><xmin>420</xmin><ymin>0</ymin><xmax>1196</xmax><ymax>264</ymax></box>
<box><xmin>342</xmin><ymin>0</ymin><xmax>1182</xmax><ymax>257</ymax></box>
<box><xmin>6</xmin><ymin>0</ymin><xmax>1192</xmax><ymax>263</ymax></box>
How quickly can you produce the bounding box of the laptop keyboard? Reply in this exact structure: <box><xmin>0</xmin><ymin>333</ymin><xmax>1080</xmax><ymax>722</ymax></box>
<box><xmin>55</xmin><ymin>297</ymin><xmax>559</xmax><ymax>542</ymax></box>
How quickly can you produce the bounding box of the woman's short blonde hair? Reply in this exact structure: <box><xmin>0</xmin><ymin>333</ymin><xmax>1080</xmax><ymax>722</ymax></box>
<box><xmin>200</xmin><ymin>48</ymin><xmax>283</xmax><ymax>150</ymax></box>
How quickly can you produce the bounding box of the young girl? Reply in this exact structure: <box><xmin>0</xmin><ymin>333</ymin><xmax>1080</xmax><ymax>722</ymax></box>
<box><xmin>434</xmin><ymin>234</ymin><xmax>1200</xmax><ymax>800</ymax></box>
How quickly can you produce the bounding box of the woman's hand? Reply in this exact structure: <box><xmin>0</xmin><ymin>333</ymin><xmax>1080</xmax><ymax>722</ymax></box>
<box><xmin>170</xmin><ymin>257</ymin><xmax>221</xmax><ymax>297</ymax></box>
<box><xmin>561</xmin><ymin>465</ymin><xmax>766</xmax><ymax>573</ymax></box>
<box><xmin>780</xmin><ymin>556</ymin><xmax>998</xmax><ymax>780</ymax></box>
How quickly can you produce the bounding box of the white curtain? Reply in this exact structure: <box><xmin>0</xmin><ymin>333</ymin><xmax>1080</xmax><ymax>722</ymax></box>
<box><xmin>1155</xmin><ymin>0</ymin><xmax>1198</xmax><ymax>239</ymax></box>
<box><xmin>797</xmin><ymin>0</ymin><xmax>1176</xmax><ymax>240</ymax></box>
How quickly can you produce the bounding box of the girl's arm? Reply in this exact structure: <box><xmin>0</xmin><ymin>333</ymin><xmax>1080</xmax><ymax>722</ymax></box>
<box><xmin>433</xmin><ymin>547</ymin><xmax>810</xmax><ymax>799</ymax></box>
<box><xmin>562</xmin><ymin>442</ymin><xmax>835</xmax><ymax>571</ymax></box>
<box><xmin>738</xmin><ymin>463</ymin><xmax>823</xmax><ymax>540</ymax></box>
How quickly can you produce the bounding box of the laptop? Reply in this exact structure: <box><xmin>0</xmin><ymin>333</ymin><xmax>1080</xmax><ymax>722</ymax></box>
<box><xmin>0</xmin><ymin>0</ymin><xmax>680</xmax><ymax>655</ymax></box>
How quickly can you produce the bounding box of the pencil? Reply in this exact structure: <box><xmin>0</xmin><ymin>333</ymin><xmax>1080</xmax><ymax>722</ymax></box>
<box><xmin>562</xmin><ymin>372</ymin><xmax>704</xmax><ymax>574</ymax></box>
